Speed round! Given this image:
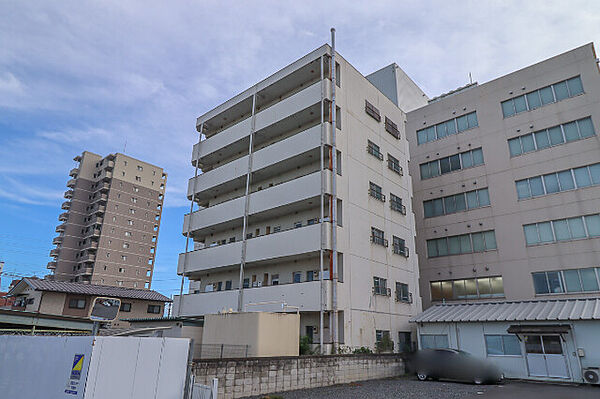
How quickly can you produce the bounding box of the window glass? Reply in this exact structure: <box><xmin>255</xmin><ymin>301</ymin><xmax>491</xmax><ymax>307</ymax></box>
<box><xmin>508</xmin><ymin>137</ymin><xmax>522</xmax><ymax>157</ymax></box>
<box><xmin>466</xmin><ymin>191</ymin><xmax>479</xmax><ymax>208</ymax></box>
<box><xmin>524</xmin><ymin>225</ymin><xmax>539</xmax><ymax>245</ymax></box>
<box><xmin>553</xmin><ymin>81</ymin><xmax>569</xmax><ymax>101</ymax></box>
<box><xmin>552</xmin><ymin>219</ymin><xmax>570</xmax><ymax>241</ymax></box>
<box><xmin>433</xmin><ymin>198</ymin><xmax>444</xmax><ymax>216</ymax></box>
<box><xmin>590</xmin><ymin>164</ymin><xmax>600</xmax><ymax>184</ymax></box>
<box><xmin>529</xmin><ymin>176</ymin><xmax>545</xmax><ymax>197</ymax></box>
<box><xmin>542</xmin><ymin>336</ymin><xmax>563</xmax><ymax>355</ymax></box>
<box><xmin>439</xmin><ymin>157</ymin><xmax>451</xmax><ymax>174</ymax></box>
<box><xmin>584</xmin><ymin>215</ymin><xmax>600</xmax><ymax>237</ymax></box>
<box><xmin>430</xmin><ymin>161</ymin><xmax>440</xmax><ymax>177</ymax></box>
<box><xmin>437</xmin><ymin>238</ymin><xmax>448</xmax><ymax>256</ymax></box>
<box><xmin>501</xmin><ymin>100</ymin><xmax>515</xmax><ymax>117</ymax></box>
<box><xmin>471</xmin><ymin>232</ymin><xmax>484</xmax><ymax>252</ymax></box>
<box><xmin>567</xmin><ymin>76</ymin><xmax>583</xmax><ymax>96</ymax></box>
<box><xmin>420</xmin><ymin>163</ymin><xmax>430</xmax><ymax>180</ymax></box>
<box><xmin>563</xmin><ymin>121</ymin><xmax>579</xmax><ymax>142</ymax></box>
<box><xmin>503</xmin><ymin>336</ymin><xmax>522</xmax><ymax>355</ymax></box>
<box><xmin>580</xmin><ymin>268</ymin><xmax>599</xmax><ymax>291</ymax></box>
<box><xmin>547</xmin><ymin>271</ymin><xmax>563</xmax><ymax>293</ymax></box>
<box><xmin>525</xmin><ymin>335</ymin><xmax>543</xmax><ymax>353</ymax></box>
<box><xmin>485</xmin><ymin>335</ymin><xmax>503</xmax><ymax>355</ymax></box>
<box><xmin>483</xmin><ymin>231</ymin><xmax>497</xmax><ymax>249</ymax></box>
<box><xmin>577</xmin><ymin>117</ymin><xmax>595</xmax><ymax>138</ymax></box>
<box><xmin>472</xmin><ymin>148</ymin><xmax>484</xmax><ymax>165</ymax></box>
<box><xmin>490</xmin><ymin>277</ymin><xmax>504</xmax><ymax>296</ymax></box>
<box><xmin>521</xmin><ymin>134</ymin><xmax>535</xmax><ymax>153</ymax></box>
<box><xmin>516</xmin><ymin>180</ymin><xmax>531</xmax><ymax>199</ymax></box>
<box><xmin>430</xmin><ymin>282</ymin><xmax>442</xmax><ymax>300</ymax></box>
<box><xmin>455</xmin><ymin>193</ymin><xmax>467</xmax><ymax>211</ymax></box>
<box><xmin>478</xmin><ymin>278</ymin><xmax>491</xmax><ymax>297</ymax></box>
<box><xmin>449</xmin><ymin>154</ymin><xmax>461</xmax><ymax>171</ymax></box>
<box><xmin>417</xmin><ymin>130</ymin><xmax>428</xmax><ymax>145</ymax></box>
<box><xmin>423</xmin><ymin>201</ymin><xmax>434</xmax><ymax>218</ymax></box>
<box><xmin>534</xmin><ymin>130</ymin><xmax>550</xmax><ymax>149</ymax></box>
<box><xmin>453</xmin><ymin>280</ymin><xmax>466</xmax><ymax>299</ymax></box>
<box><xmin>444</xmin><ymin>196</ymin><xmax>456</xmax><ymax>214</ymax></box>
<box><xmin>427</xmin><ymin>240</ymin><xmax>438</xmax><ymax>258</ymax></box>
<box><xmin>467</xmin><ymin>112</ymin><xmax>478</xmax><ymax>128</ymax></box>
<box><xmin>436</xmin><ymin>123</ymin><xmax>447</xmax><ymax>139</ymax></box>
<box><xmin>441</xmin><ymin>281</ymin><xmax>453</xmax><ymax>299</ymax></box>
<box><xmin>461</xmin><ymin>151</ymin><xmax>473</xmax><ymax>168</ymax></box>
<box><xmin>543</xmin><ymin>173</ymin><xmax>559</xmax><ymax>193</ymax></box>
<box><xmin>538</xmin><ymin>222</ymin><xmax>554</xmax><ymax>242</ymax></box>
<box><xmin>574</xmin><ymin>167</ymin><xmax>592</xmax><ymax>187</ymax></box>
<box><xmin>448</xmin><ymin>236</ymin><xmax>461</xmax><ymax>255</ymax></box>
<box><xmin>533</xmin><ymin>272</ymin><xmax>550</xmax><ymax>294</ymax></box>
<box><xmin>426</xmin><ymin>126</ymin><xmax>436</xmax><ymax>142</ymax></box>
<box><xmin>526</xmin><ymin>91</ymin><xmax>542</xmax><ymax>110</ymax></box>
<box><xmin>539</xmin><ymin>86</ymin><xmax>555</xmax><ymax>105</ymax></box>
<box><xmin>456</xmin><ymin>115</ymin><xmax>468</xmax><ymax>132</ymax></box>
<box><xmin>557</xmin><ymin>170</ymin><xmax>575</xmax><ymax>191</ymax></box>
<box><xmin>567</xmin><ymin>217</ymin><xmax>586</xmax><ymax>239</ymax></box>
<box><xmin>460</xmin><ymin>234</ymin><xmax>472</xmax><ymax>253</ymax></box>
<box><xmin>548</xmin><ymin>126</ymin><xmax>564</xmax><ymax>145</ymax></box>
<box><xmin>564</xmin><ymin>269</ymin><xmax>582</xmax><ymax>292</ymax></box>
<box><xmin>513</xmin><ymin>95</ymin><xmax>527</xmax><ymax>113</ymax></box>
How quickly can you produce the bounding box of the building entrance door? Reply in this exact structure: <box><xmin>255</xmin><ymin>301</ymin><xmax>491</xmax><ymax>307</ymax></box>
<box><xmin>524</xmin><ymin>335</ymin><xmax>569</xmax><ymax>378</ymax></box>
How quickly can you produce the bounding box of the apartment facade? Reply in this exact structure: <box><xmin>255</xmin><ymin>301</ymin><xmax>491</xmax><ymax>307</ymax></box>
<box><xmin>402</xmin><ymin>43</ymin><xmax>600</xmax><ymax>309</ymax></box>
<box><xmin>175</xmin><ymin>44</ymin><xmax>423</xmax><ymax>351</ymax></box>
<box><xmin>48</xmin><ymin>151</ymin><xmax>166</xmax><ymax>289</ymax></box>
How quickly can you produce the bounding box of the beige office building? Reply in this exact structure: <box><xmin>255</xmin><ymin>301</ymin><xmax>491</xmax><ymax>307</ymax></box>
<box><xmin>175</xmin><ymin>43</ymin><xmax>424</xmax><ymax>352</ymax></box>
<box><xmin>48</xmin><ymin>151</ymin><xmax>167</xmax><ymax>289</ymax></box>
<box><xmin>401</xmin><ymin>43</ymin><xmax>600</xmax><ymax>309</ymax></box>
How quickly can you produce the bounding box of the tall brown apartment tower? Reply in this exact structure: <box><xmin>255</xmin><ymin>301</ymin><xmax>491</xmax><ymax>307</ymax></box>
<box><xmin>47</xmin><ymin>151</ymin><xmax>166</xmax><ymax>289</ymax></box>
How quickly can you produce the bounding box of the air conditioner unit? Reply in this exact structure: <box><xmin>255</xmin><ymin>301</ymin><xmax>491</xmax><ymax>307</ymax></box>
<box><xmin>582</xmin><ymin>367</ymin><xmax>600</xmax><ymax>384</ymax></box>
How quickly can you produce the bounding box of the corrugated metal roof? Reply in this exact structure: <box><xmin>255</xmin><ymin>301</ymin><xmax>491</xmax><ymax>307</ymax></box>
<box><xmin>411</xmin><ymin>298</ymin><xmax>600</xmax><ymax>323</ymax></box>
<box><xmin>15</xmin><ymin>278</ymin><xmax>171</xmax><ymax>302</ymax></box>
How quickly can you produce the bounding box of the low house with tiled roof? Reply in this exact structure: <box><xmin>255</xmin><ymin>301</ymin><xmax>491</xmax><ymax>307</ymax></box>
<box><xmin>8</xmin><ymin>277</ymin><xmax>171</xmax><ymax>327</ymax></box>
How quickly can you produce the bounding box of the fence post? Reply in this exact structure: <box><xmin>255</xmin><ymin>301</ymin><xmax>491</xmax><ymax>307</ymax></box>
<box><xmin>211</xmin><ymin>377</ymin><xmax>219</xmax><ymax>399</ymax></box>
<box><xmin>220</xmin><ymin>344</ymin><xmax>224</xmax><ymax>359</ymax></box>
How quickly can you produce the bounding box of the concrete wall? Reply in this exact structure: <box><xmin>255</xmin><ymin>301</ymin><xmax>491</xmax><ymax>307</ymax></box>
<box><xmin>193</xmin><ymin>354</ymin><xmax>404</xmax><ymax>399</ymax></box>
<box><xmin>203</xmin><ymin>312</ymin><xmax>300</xmax><ymax>357</ymax></box>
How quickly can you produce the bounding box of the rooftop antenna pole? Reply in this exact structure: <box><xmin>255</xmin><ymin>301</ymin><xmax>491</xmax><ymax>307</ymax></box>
<box><xmin>123</xmin><ymin>137</ymin><xmax>127</xmax><ymax>153</ymax></box>
<box><xmin>469</xmin><ymin>72</ymin><xmax>473</xmax><ymax>85</ymax></box>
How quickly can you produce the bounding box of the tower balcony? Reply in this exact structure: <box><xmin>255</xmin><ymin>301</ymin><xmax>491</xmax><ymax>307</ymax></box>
<box><xmin>49</xmin><ymin>248</ymin><xmax>60</xmax><ymax>257</ymax></box>
<box><xmin>91</xmin><ymin>194</ymin><xmax>108</xmax><ymax>204</ymax></box>
<box><xmin>94</xmin><ymin>205</ymin><xmax>106</xmax><ymax>215</ymax></box>
<box><xmin>69</xmin><ymin>168</ymin><xmax>79</xmax><ymax>177</ymax></box>
<box><xmin>64</xmin><ymin>190</ymin><xmax>73</xmax><ymax>199</ymax></box>
<box><xmin>46</xmin><ymin>261</ymin><xmax>57</xmax><ymax>270</ymax></box>
<box><xmin>52</xmin><ymin>236</ymin><xmax>63</xmax><ymax>245</ymax></box>
<box><xmin>80</xmin><ymin>253</ymin><xmax>96</xmax><ymax>263</ymax></box>
<box><xmin>55</xmin><ymin>223</ymin><xmax>66</xmax><ymax>233</ymax></box>
<box><xmin>66</xmin><ymin>179</ymin><xmax>76</xmax><ymax>188</ymax></box>
<box><xmin>61</xmin><ymin>201</ymin><xmax>71</xmax><ymax>210</ymax></box>
<box><xmin>58</xmin><ymin>212</ymin><xmax>69</xmax><ymax>222</ymax></box>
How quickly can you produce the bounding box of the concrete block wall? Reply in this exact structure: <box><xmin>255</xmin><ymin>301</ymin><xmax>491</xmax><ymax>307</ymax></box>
<box><xmin>192</xmin><ymin>354</ymin><xmax>404</xmax><ymax>399</ymax></box>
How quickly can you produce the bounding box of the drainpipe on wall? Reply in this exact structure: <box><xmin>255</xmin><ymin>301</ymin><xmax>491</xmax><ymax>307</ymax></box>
<box><xmin>319</xmin><ymin>54</ymin><xmax>325</xmax><ymax>355</ymax></box>
<box><xmin>330</xmin><ymin>27</ymin><xmax>339</xmax><ymax>351</ymax></box>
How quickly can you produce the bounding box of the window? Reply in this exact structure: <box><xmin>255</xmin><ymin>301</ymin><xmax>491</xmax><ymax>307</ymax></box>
<box><xmin>147</xmin><ymin>304</ymin><xmax>161</xmax><ymax>314</ymax></box>
<box><xmin>370</xmin><ymin>227</ymin><xmax>387</xmax><ymax>247</ymax></box>
<box><xmin>420</xmin><ymin>148</ymin><xmax>484</xmax><ymax>180</ymax></box>
<box><xmin>121</xmin><ymin>255</ymin><xmax>127</xmax><ymax>261</ymax></box>
<box><xmin>273</xmin><ymin>226</ymin><xmax>281</xmax><ymax>233</ymax></box>
<box><xmin>293</xmin><ymin>272</ymin><xmax>302</xmax><ymax>283</ymax></box>
<box><xmin>430</xmin><ymin>276</ymin><xmax>504</xmax><ymax>300</ymax></box>
<box><xmin>387</xmin><ymin>155</ymin><xmax>403</xmax><ymax>175</ymax></box>
<box><xmin>367</xmin><ymin>140</ymin><xmax>383</xmax><ymax>160</ymax></box>
<box><xmin>390</xmin><ymin>193</ymin><xmax>406</xmax><ymax>214</ymax></box>
<box><xmin>306</xmin><ymin>271</ymin><xmax>315</xmax><ymax>282</ymax></box>
<box><xmin>369</xmin><ymin>182</ymin><xmax>385</xmax><ymax>201</ymax></box>
<box><xmin>427</xmin><ymin>230</ymin><xmax>497</xmax><ymax>258</ymax></box>
<box><xmin>516</xmin><ymin>163</ymin><xmax>600</xmax><ymax>199</ymax></box>
<box><xmin>130</xmin><ymin>209</ymin><xmax>135</xmax><ymax>214</ymax></box>
<box><xmin>125</xmin><ymin>231</ymin><xmax>132</xmax><ymax>237</ymax></box>
<box><xmin>417</xmin><ymin>111</ymin><xmax>478</xmax><ymax>144</ymax></box>
<box><xmin>533</xmin><ymin>268</ymin><xmax>600</xmax><ymax>295</ymax></box>
<box><xmin>294</xmin><ymin>221</ymin><xmax>302</xmax><ymax>229</ymax></box>
<box><xmin>116</xmin><ymin>280</ymin><xmax>123</xmax><ymax>286</ymax></box>
<box><xmin>68</xmin><ymin>298</ymin><xmax>86</xmax><ymax>309</ymax></box>
<box><xmin>373</xmin><ymin>277</ymin><xmax>389</xmax><ymax>296</ymax></box>
<box><xmin>307</xmin><ymin>218</ymin><xmax>318</xmax><ymax>226</ymax></box>
<box><xmin>271</xmin><ymin>274</ymin><xmax>279</xmax><ymax>285</ymax></box>
<box><xmin>485</xmin><ymin>335</ymin><xmax>521</xmax><ymax>356</ymax></box>
<box><xmin>123</xmin><ymin>243</ymin><xmax>129</xmax><ymax>249</ymax></box>
<box><xmin>365</xmin><ymin>100</ymin><xmax>381</xmax><ymax>122</ymax></box>
<box><xmin>424</xmin><ymin>188</ymin><xmax>490</xmax><ymax>218</ymax></box>
<box><xmin>524</xmin><ymin>214</ymin><xmax>600</xmax><ymax>245</ymax></box>
<box><xmin>135</xmin><ymin>176</ymin><xmax>141</xmax><ymax>182</ymax></box>
<box><xmin>508</xmin><ymin>117</ymin><xmax>595</xmax><ymax>157</ymax></box>
<box><xmin>385</xmin><ymin>117</ymin><xmax>400</xmax><ymax>139</ymax></box>
<box><xmin>224</xmin><ymin>280</ymin><xmax>232</xmax><ymax>290</ymax></box>
<box><xmin>501</xmin><ymin>76</ymin><xmax>584</xmax><ymax>118</ymax></box>
<box><xmin>216</xmin><ymin>281</ymin><xmax>223</xmax><ymax>291</ymax></box>
<box><xmin>420</xmin><ymin>335</ymin><xmax>449</xmax><ymax>349</ymax></box>
<box><xmin>118</xmin><ymin>267</ymin><xmax>124</xmax><ymax>273</ymax></box>
<box><xmin>120</xmin><ymin>302</ymin><xmax>132</xmax><ymax>312</ymax></box>
<box><xmin>395</xmin><ymin>282</ymin><xmax>410</xmax><ymax>302</ymax></box>
<box><xmin>243</xmin><ymin>278</ymin><xmax>250</xmax><ymax>288</ymax></box>
<box><xmin>133</xmin><ymin>187</ymin><xmax>139</xmax><ymax>193</ymax></box>
<box><xmin>131</xmin><ymin>197</ymin><xmax>137</xmax><ymax>203</ymax></box>
<box><xmin>376</xmin><ymin>330</ymin><xmax>390</xmax><ymax>343</ymax></box>
<box><xmin>137</xmin><ymin>165</ymin><xmax>143</xmax><ymax>171</ymax></box>
<box><xmin>393</xmin><ymin>236</ymin><xmax>408</xmax><ymax>257</ymax></box>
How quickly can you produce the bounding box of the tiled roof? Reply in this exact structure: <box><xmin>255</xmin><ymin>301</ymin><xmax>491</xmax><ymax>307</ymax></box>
<box><xmin>411</xmin><ymin>298</ymin><xmax>600</xmax><ymax>323</ymax></box>
<box><xmin>17</xmin><ymin>278</ymin><xmax>171</xmax><ymax>302</ymax></box>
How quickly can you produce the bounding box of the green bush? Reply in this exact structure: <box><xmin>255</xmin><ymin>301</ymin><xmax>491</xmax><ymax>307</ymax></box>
<box><xmin>375</xmin><ymin>336</ymin><xmax>395</xmax><ymax>353</ymax></box>
<box><xmin>299</xmin><ymin>335</ymin><xmax>313</xmax><ymax>355</ymax></box>
<box><xmin>352</xmin><ymin>346</ymin><xmax>373</xmax><ymax>354</ymax></box>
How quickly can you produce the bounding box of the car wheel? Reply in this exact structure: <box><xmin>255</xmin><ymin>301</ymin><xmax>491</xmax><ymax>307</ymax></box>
<box><xmin>473</xmin><ymin>377</ymin><xmax>484</xmax><ymax>385</ymax></box>
<box><xmin>417</xmin><ymin>372</ymin><xmax>428</xmax><ymax>381</ymax></box>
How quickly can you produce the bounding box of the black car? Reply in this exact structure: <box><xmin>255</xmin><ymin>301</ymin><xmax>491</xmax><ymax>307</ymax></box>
<box><xmin>410</xmin><ymin>348</ymin><xmax>504</xmax><ymax>384</ymax></box>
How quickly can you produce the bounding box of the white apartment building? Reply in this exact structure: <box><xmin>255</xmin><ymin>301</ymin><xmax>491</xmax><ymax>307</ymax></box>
<box><xmin>174</xmin><ymin>42</ymin><xmax>424</xmax><ymax>352</ymax></box>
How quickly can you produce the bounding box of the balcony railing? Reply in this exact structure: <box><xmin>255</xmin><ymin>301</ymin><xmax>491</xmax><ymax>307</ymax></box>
<box><xmin>46</xmin><ymin>261</ymin><xmax>57</xmax><ymax>269</ymax></box>
<box><xmin>58</xmin><ymin>212</ymin><xmax>69</xmax><ymax>222</ymax></box>
<box><xmin>387</xmin><ymin>159</ymin><xmax>403</xmax><ymax>175</ymax></box>
<box><xmin>91</xmin><ymin>194</ymin><xmax>108</xmax><ymax>204</ymax></box>
<box><xmin>61</xmin><ymin>201</ymin><xmax>71</xmax><ymax>210</ymax></box>
<box><xmin>64</xmin><ymin>190</ymin><xmax>73</xmax><ymax>199</ymax></box>
<box><xmin>69</xmin><ymin>168</ymin><xmax>79</xmax><ymax>177</ymax></box>
<box><xmin>49</xmin><ymin>248</ymin><xmax>60</xmax><ymax>257</ymax></box>
<box><xmin>80</xmin><ymin>253</ymin><xmax>96</xmax><ymax>263</ymax></box>
<box><xmin>391</xmin><ymin>201</ymin><xmax>406</xmax><ymax>215</ymax></box>
<box><xmin>67</xmin><ymin>179</ymin><xmax>76</xmax><ymax>188</ymax></box>
<box><xmin>367</xmin><ymin>145</ymin><xmax>383</xmax><ymax>160</ymax></box>
<box><xmin>55</xmin><ymin>223</ymin><xmax>66</xmax><ymax>233</ymax></box>
<box><xmin>370</xmin><ymin>235</ymin><xmax>388</xmax><ymax>247</ymax></box>
<box><xmin>393</xmin><ymin>245</ymin><xmax>410</xmax><ymax>258</ymax></box>
<box><xmin>94</xmin><ymin>205</ymin><xmax>106</xmax><ymax>215</ymax></box>
<box><xmin>368</xmin><ymin>188</ymin><xmax>385</xmax><ymax>202</ymax></box>
<box><xmin>52</xmin><ymin>236</ymin><xmax>63</xmax><ymax>245</ymax></box>
<box><xmin>372</xmin><ymin>286</ymin><xmax>391</xmax><ymax>296</ymax></box>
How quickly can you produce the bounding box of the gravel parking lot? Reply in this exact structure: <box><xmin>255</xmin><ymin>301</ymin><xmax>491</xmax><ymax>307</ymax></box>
<box><xmin>250</xmin><ymin>377</ymin><xmax>600</xmax><ymax>399</ymax></box>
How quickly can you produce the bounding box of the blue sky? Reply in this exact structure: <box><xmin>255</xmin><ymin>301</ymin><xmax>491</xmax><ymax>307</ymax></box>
<box><xmin>1</xmin><ymin>0</ymin><xmax>599</xmax><ymax>297</ymax></box>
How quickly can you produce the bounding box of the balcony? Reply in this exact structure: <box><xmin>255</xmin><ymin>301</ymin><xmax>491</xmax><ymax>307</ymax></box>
<box><xmin>184</xmin><ymin>170</ymin><xmax>330</xmax><ymax>237</ymax></box>
<box><xmin>58</xmin><ymin>212</ymin><xmax>69</xmax><ymax>222</ymax></box>
<box><xmin>86</xmin><ymin>228</ymin><xmax>101</xmax><ymax>238</ymax></box>
<box><xmin>80</xmin><ymin>253</ymin><xmax>96</xmax><ymax>263</ymax></box>
<box><xmin>174</xmin><ymin>280</ymin><xmax>332</xmax><ymax>316</ymax></box>
<box><xmin>49</xmin><ymin>248</ymin><xmax>60</xmax><ymax>257</ymax></box>
<box><xmin>95</xmin><ymin>205</ymin><xmax>106</xmax><ymax>215</ymax></box>
<box><xmin>66</xmin><ymin>179</ymin><xmax>76</xmax><ymax>188</ymax></box>
<box><xmin>80</xmin><ymin>266</ymin><xmax>93</xmax><ymax>276</ymax></box>
<box><xmin>91</xmin><ymin>194</ymin><xmax>108</xmax><ymax>204</ymax></box>
<box><xmin>55</xmin><ymin>223</ymin><xmax>66</xmax><ymax>233</ymax></box>
<box><xmin>102</xmin><ymin>170</ymin><xmax>113</xmax><ymax>180</ymax></box>
<box><xmin>64</xmin><ymin>190</ymin><xmax>73</xmax><ymax>199</ymax></box>
<box><xmin>178</xmin><ymin>222</ymin><xmax>331</xmax><ymax>276</ymax></box>
<box><xmin>98</xmin><ymin>182</ymin><xmax>110</xmax><ymax>192</ymax></box>
<box><xmin>105</xmin><ymin>160</ymin><xmax>115</xmax><ymax>170</ymax></box>
<box><xmin>52</xmin><ymin>236</ymin><xmax>63</xmax><ymax>245</ymax></box>
<box><xmin>46</xmin><ymin>261</ymin><xmax>57</xmax><ymax>270</ymax></box>
<box><xmin>86</xmin><ymin>240</ymin><xmax>99</xmax><ymax>251</ymax></box>
<box><xmin>192</xmin><ymin>80</ymin><xmax>331</xmax><ymax>169</ymax></box>
<box><xmin>61</xmin><ymin>201</ymin><xmax>71</xmax><ymax>210</ymax></box>
<box><xmin>69</xmin><ymin>168</ymin><xmax>79</xmax><ymax>177</ymax></box>
<box><xmin>188</xmin><ymin>123</ymin><xmax>330</xmax><ymax>202</ymax></box>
